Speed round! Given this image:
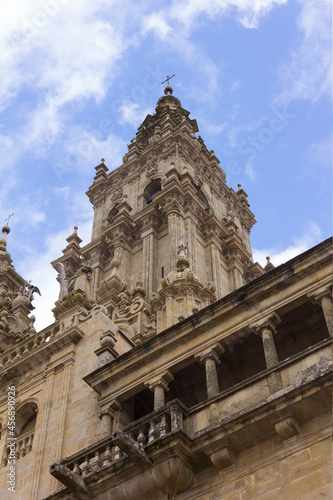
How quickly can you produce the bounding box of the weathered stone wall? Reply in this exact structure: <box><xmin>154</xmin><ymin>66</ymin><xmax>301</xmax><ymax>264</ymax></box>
<box><xmin>180</xmin><ymin>434</ymin><xmax>332</xmax><ymax>500</ymax></box>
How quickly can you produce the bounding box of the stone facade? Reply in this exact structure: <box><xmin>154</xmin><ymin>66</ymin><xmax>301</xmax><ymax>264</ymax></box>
<box><xmin>0</xmin><ymin>87</ymin><xmax>332</xmax><ymax>500</ymax></box>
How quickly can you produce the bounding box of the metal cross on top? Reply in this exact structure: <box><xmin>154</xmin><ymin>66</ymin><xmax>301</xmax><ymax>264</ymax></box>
<box><xmin>161</xmin><ymin>74</ymin><xmax>175</xmax><ymax>85</ymax></box>
<box><xmin>4</xmin><ymin>213</ymin><xmax>14</xmax><ymax>225</ymax></box>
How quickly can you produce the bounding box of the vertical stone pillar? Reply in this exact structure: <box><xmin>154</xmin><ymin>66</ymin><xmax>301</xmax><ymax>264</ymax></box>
<box><xmin>30</xmin><ymin>366</ymin><xmax>55</xmax><ymax>500</ymax></box>
<box><xmin>206</xmin><ymin>232</ymin><xmax>223</xmax><ymax>298</ymax></box>
<box><xmin>99</xmin><ymin>409</ymin><xmax>112</xmax><ymax>435</ymax></box>
<box><xmin>185</xmin><ymin>213</ymin><xmax>198</xmax><ymax>272</ymax></box>
<box><xmin>250</xmin><ymin>313</ymin><xmax>282</xmax><ymax>394</ymax></box>
<box><xmin>109</xmin><ymin>398</ymin><xmax>124</xmax><ymax>432</ymax></box>
<box><xmin>48</xmin><ymin>357</ymin><xmax>74</xmax><ymax>494</ymax></box>
<box><xmin>165</xmin><ymin>205</ymin><xmax>182</xmax><ymax>272</ymax></box>
<box><xmin>91</xmin><ymin>199</ymin><xmax>105</xmax><ymax>240</ymax></box>
<box><xmin>308</xmin><ymin>288</ymin><xmax>333</xmax><ymax>338</ymax></box>
<box><xmin>142</xmin><ymin>222</ymin><xmax>156</xmax><ymax>297</ymax></box>
<box><xmin>145</xmin><ymin>371</ymin><xmax>174</xmax><ymax>410</ymax></box>
<box><xmin>196</xmin><ymin>344</ymin><xmax>224</xmax><ymax>399</ymax></box>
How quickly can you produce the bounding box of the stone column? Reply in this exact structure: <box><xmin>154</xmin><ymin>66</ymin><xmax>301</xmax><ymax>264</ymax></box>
<box><xmin>308</xmin><ymin>288</ymin><xmax>333</xmax><ymax>338</ymax></box>
<box><xmin>145</xmin><ymin>371</ymin><xmax>174</xmax><ymax>410</ymax></box>
<box><xmin>250</xmin><ymin>313</ymin><xmax>282</xmax><ymax>393</ymax></box>
<box><xmin>196</xmin><ymin>344</ymin><xmax>224</xmax><ymax>399</ymax></box>
<box><xmin>99</xmin><ymin>409</ymin><xmax>112</xmax><ymax>435</ymax></box>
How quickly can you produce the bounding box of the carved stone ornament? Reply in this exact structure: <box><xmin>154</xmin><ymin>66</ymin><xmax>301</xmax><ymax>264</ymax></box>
<box><xmin>275</xmin><ymin>415</ymin><xmax>300</xmax><ymax>440</ymax></box>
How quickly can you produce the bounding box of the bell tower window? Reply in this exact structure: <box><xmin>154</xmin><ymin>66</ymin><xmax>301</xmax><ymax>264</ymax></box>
<box><xmin>144</xmin><ymin>179</ymin><xmax>161</xmax><ymax>204</ymax></box>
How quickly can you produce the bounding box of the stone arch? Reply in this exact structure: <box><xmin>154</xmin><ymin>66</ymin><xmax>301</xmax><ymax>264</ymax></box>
<box><xmin>143</xmin><ymin>178</ymin><xmax>162</xmax><ymax>204</ymax></box>
<box><xmin>195</xmin><ymin>185</ymin><xmax>211</xmax><ymax>212</ymax></box>
<box><xmin>107</xmin><ymin>206</ymin><xmax>119</xmax><ymax>223</ymax></box>
<box><xmin>15</xmin><ymin>401</ymin><xmax>39</xmax><ymax>437</ymax></box>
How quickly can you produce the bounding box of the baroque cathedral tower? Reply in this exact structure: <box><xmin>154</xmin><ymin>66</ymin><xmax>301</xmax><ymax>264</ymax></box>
<box><xmin>0</xmin><ymin>86</ymin><xmax>332</xmax><ymax>500</ymax></box>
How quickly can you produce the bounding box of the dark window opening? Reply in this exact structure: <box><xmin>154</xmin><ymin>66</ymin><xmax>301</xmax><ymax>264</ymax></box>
<box><xmin>144</xmin><ymin>179</ymin><xmax>161</xmax><ymax>205</ymax></box>
<box><xmin>108</xmin><ymin>207</ymin><xmax>119</xmax><ymax>224</ymax></box>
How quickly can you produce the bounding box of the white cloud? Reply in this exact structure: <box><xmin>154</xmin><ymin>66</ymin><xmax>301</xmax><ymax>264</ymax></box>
<box><xmin>165</xmin><ymin>0</ymin><xmax>288</xmax><ymax>29</ymax></box>
<box><xmin>253</xmin><ymin>222</ymin><xmax>323</xmax><ymax>267</ymax></box>
<box><xmin>16</xmin><ymin>218</ymin><xmax>93</xmax><ymax>331</ymax></box>
<box><xmin>276</xmin><ymin>0</ymin><xmax>332</xmax><ymax>104</ymax></box>
<box><xmin>56</xmin><ymin>126</ymin><xmax>127</xmax><ymax>180</ymax></box>
<box><xmin>0</xmin><ymin>1</ymin><xmax>142</xmax><ymax>156</ymax></box>
<box><xmin>245</xmin><ymin>163</ymin><xmax>255</xmax><ymax>180</ymax></box>
<box><xmin>308</xmin><ymin>135</ymin><xmax>332</xmax><ymax>168</ymax></box>
<box><xmin>142</xmin><ymin>12</ymin><xmax>173</xmax><ymax>39</ymax></box>
<box><xmin>118</xmin><ymin>101</ymin><xmax>152</xmax><ymax>127</ymax></box>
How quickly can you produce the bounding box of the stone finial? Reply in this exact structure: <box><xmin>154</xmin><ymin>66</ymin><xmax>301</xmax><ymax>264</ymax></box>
<box><xmin>265</xmin><ymin>256</ymin><xmax>275</xmax><ymax>271</ymax></box>
<box><xmin>0</xmin><ymin>225</ymin><xmax>10</xmax><ymax>250</ymax></box>
<box><xmin>161</xmin><ymin>74</ymin><xmax>175</xmax><ymax>96</ymax></box>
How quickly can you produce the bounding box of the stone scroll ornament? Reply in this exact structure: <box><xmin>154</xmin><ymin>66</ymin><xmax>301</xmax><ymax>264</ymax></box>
<box><xmin>53</xmin><ymin>262</ymin><xmax>69</xmax><ymax>299</ymax></box>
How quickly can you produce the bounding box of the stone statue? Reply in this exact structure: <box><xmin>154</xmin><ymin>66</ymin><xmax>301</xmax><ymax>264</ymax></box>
<box><xmin>53</xmin><ymin>262</ymin><xmax>69</xmax><ymax>299</ymax></box>
<box><xmin>19</xmin><ymin>281</ymin><xmax>41</xmax><ymax>310</ymax></box>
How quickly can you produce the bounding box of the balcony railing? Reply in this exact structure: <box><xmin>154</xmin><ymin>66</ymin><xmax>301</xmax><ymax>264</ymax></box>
<box><xmin>58</xmin><ymin>399</ymin><xmax>188</xmax><ymax>479</ymax></box>
<box><xmin>2</xmin><ymin>429</ymin><xmax>34</xmax><ymax>466</ymax></box>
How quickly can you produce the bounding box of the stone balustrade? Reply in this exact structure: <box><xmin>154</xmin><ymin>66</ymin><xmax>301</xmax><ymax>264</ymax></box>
<box><xmin>2</xmin><ymin>429</ymin><xmax>35</xmax><ymax>466</ymax></box>
<box><xmin>58</xmin><ymin>399</ymin><xmax>188</xmax><ymax>479</ymax></box>
<box><xmin>0</xmin><ymin>328</ymin><xmax>58</xmax><ymax>370</ymax></box>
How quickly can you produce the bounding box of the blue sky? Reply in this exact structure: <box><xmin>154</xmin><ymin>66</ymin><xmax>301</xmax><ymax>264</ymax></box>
<box><xmin>0</xmin><ymin>0</ymin><xmax>331</xmax><ymax>330</ymax></box>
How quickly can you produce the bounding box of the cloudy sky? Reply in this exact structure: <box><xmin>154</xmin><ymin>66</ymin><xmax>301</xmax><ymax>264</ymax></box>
<box><xmin>0</xmin><ymin>0</ymin><xmax>331</xmax><ymax>330</ymax></box>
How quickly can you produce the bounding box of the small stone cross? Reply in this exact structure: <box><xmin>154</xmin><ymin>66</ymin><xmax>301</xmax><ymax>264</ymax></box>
<box><xmin>161</xmin><ymin>74</ymin><xmax>175</xmax><ymax>85</ymax></box>
<box><xmin>4</xmin><ymin>213</ymin><xmax>14</xmax><ymax>225</ymax></box>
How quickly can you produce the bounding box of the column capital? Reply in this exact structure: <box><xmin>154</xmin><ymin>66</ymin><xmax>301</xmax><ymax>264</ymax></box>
<box><xmin>307</xmin><ymin>286</ymin><xmax>332</xmax><ymax>305</ymax></box>
<box><xmin>109</xmin><ymin>398</ymin><xmax>122</xmax><ymax>412</ymax></box>
<box><xmin>195</xmin><ymin>343</ymin><xmax>224</xmax><ymax>365</ymax></box>
<box><xmin>144</xmin><ymin>369</ymin><xmax>174</xmax><ymax>392</ymax></box>
<box><xmin>98</xmin><ymin>408</ymin><xmax>113</xmax><ymax>420</ymax></box>
<box><xmin>250</xmin><ymin>312</ymin><xmax>281</xmax><ymax>336</ymax></box>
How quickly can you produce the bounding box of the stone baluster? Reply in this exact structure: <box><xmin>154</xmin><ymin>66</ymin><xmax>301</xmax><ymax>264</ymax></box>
<box><xmin>145</xmin><ymin>370</ymin><xmax>174</xmax><ymax>410</ymax></box>
<box><xmin>308</xmin><ymin>288</ymin><xmax>333</xmax><ymax>338</ymax></box>
<box><xmin>250</xmin><ymin>313</ymin><xmax>282</xmax><ymax>393</ymax></box>
<box><xmin>73</xmin><ymin>462</ymin><xmax>80</xmax><ymax>474</ymax></box>
<box><xmin>90</xmin><ymin>451</ymin><xmax>102</xmax><ymax>473</ymax></box>
<box><xmin>113</xmin><ymin>446</ymin><xmax>122</xmax><ymax>461</ymax></box>
<box><xmin>159</xmin><ymin>414</ymin><xmax>168</xmax><ymax>437</ymax></box>
<box><xmin>195</xmin><ymin>344</ymin><xmax>224</xmax><ymax>399</ymax></box>
<box><xmin>170</xmin><ymin>404</ymin><xmax>183</xmax><ymax>432</ymax></box>
<box><xmin>148</xmin><ymin>420</ymin><xmax>158</xmax><ymax>443</ymax></box>
<box><xmin>81</xmin><ymin>456</ymin><xmax>91</xmax><ymax>478</ymax></box>
<box><xmin>137</xmin><ymin>428</ymin><xmax>146</xmax><ymax>451</ymax></box>
<box><xmin>103</xmin><ymin>445</ymin><xmax>113</xmax><ymax>467</ymax></box>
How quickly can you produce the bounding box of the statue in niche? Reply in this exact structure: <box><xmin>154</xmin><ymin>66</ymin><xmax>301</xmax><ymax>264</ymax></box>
<box><xmin>69</xmin><ymin>258</ymin><xmax>92</xmax><ymax>295</ymax></box>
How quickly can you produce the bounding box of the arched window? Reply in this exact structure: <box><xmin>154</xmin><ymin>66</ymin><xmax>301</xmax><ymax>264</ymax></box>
<box><xmin>195</xmin><ymin>186</ymin><xmax>210</xmax><ymax>211</ymax></box>
<box><xmin>108</xmin><ymin>206</ymin><xmax>119</xmax><ymax>223</ymax></box>
<box><xmin>144</xmin><ymin>179</ymin><xmax>162</xmax><ymax>204</ymax></box>
<box><xmin>8</xmin><ymin>402</ymin><xmax>38</xmax><ymax>463</ymax></box>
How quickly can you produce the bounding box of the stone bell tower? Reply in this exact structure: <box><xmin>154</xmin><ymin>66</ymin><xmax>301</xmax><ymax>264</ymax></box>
<box><xmin>52</xmin><ymin>84</ymin><xmax>263</xmax><ymax>343</ymax></box>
